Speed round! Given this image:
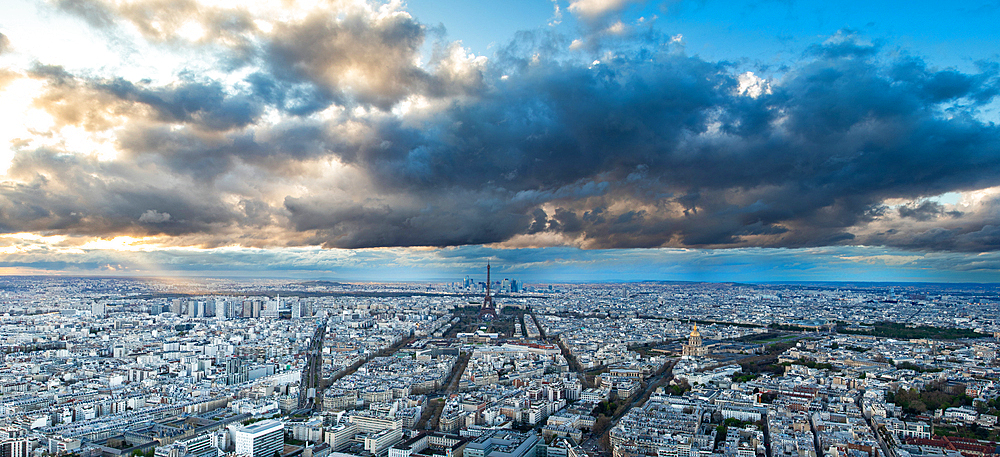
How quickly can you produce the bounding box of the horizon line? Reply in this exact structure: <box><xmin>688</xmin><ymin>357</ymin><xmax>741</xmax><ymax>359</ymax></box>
<box><xmin>0</xmin><ymin>273</ymin><xmax>997</xmax><ymax>287</ymax></box>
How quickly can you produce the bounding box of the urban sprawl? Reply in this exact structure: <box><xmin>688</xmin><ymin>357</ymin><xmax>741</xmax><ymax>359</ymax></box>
<box><xmin>0</xmin><ymin>275</ymin><xmax>999</xmax><ymax>457</ymax></box>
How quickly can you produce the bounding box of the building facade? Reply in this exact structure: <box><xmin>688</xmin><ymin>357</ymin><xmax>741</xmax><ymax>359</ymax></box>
<box><xmin>232</xmin><ymin>420</ymin><xmax>284</xmax><ymax>457</ymax></box>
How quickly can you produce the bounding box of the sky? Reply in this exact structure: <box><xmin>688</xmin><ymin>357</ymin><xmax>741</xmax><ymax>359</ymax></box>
<box><xmin>0</xmin><ymin>0</ymin><xmax>999</xmax><ymax>282</ymax></box>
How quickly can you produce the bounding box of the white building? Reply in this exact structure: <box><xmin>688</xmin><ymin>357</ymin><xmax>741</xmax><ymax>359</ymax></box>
<box><xmin>232</xmin><ymin>419</ymin><xmax>284</xmax><ymax>457</ymax></box>
<box><xmin>943</xmin><ymin>406</ymin><xmax>978</xmax><ymax>424</ymax></box>
<box><xmin>216</xmin><ymin>299</ymin><xmax>228</xmax><ymax>320</ymax></box>
<box><xmin>0</xmin><ymin>438</ymin><xmax>29</xmax><ymax>457</ymax></box>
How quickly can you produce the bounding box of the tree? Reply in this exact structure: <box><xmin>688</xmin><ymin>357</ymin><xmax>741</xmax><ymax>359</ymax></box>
<box><xmin>670</xmin><ymin>378</ymin><xmax>691</xmax><ymax>396</ymax></box>
<box><xmin>592</xmin><ymin>415</ymin><xmax>612</xmax><ymax>436</ymax></box>
<box><xmin>598</xmin><ymin>429</ymin><xmax>612</xmax><ymax>452</ymax></box>
<box><xmin>714</xmin><ymin>424</ymin><xmax>727</xmax><ymax>450</ymax></box>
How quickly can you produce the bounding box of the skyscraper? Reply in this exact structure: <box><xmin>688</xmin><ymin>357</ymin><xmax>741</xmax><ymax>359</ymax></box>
<box><xmin>91</xmin><ymin>302</ymin><xmax>106</xmax><ymax>318</ymax></box>
<box><xmin>225</xmin><ymin>357</ymin><xmax>249</xmax><ymax>385</ymax></box>
<box><xmin>263</xmin><ymin>297</ymin><xmax>279</xmax><ymax>318</ymax></box>
<box><xmin>215</xmin><ymin>299</ymin><xmax>227</xmax><ymax>320</ymax></box>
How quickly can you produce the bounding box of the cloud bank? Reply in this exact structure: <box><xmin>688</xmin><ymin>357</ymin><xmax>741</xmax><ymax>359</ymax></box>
<box><xmin>0</xmin><ymin>0</ymin><xmax>999</xmax><ymax>268</ymax></box>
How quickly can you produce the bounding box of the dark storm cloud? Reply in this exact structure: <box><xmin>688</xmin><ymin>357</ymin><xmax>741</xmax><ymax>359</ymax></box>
<box><xmin>867</xmin><ymin>224</ymin><xmax>1000</xmax><ymax>253</ymax></box>
<box><xmin>96</xmin><ymin>76</ymin><xmax>264</xmax><ymax>131</ymax></box>
<box><xmin>30</xmin><ymin>66</ymin><xmax>263</xmax><ymax>132</ymax></box>
<box><xmin>244</xmin><ymin>72</ymin><xmax>333</xmax><ymax>116</ymax></box>
<box><xmin>284</xmin><ymin>188</ymin><xmax>535</xmax><ymax>248</ymax></box>
<box><xmin>25</xmin><ymin>67</ymin><xmax>336</xmax><ymax>181</ymax></box>
<box><xmin>113</xmin><ymin>122</ymin><xmax>332</xmax><ymax>181</ymax></box>
<box><xmin>295</xmin><ymin>29</ymin><xmax>1000</xmax><ymax>250</ymax></box>
<box><xmin>0</xmin><ymin>149</ymin><xmax>258</xmax><ymax>240</ymax></box>
<box><xmin>6</xmin><ymin>3</ymin><xmax>1000</xmax><ymax>254</ymax></box>
<box><xmin>333</xmin><ymin>46</ymin><xmax>728</xmax><ymax>193</ymax></box>
<box><xmin>26</xmin><ymin>64</ymin><xmax>267</xmax><ymax>137</ymax></box>
<box><xmin>897</xmin><ymin>201</ymin><xmax>962</xmax><ymax>221</ymax></box>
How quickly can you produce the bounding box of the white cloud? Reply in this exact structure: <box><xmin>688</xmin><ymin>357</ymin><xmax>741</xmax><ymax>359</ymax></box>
<box><xmin>548</xmin><ymin>0</ymin><xmax>563</xmax><ymax>26</ymax></box>
<box><xmin>736</xmin><ymin>71</ymin><xmax>771</xmax><ymax>98</ymax></box>
<box><xmin>604</xmin><ymin>21</ymin><xmax>626</xmax><ymax>35</ymax></box>
<box><xmin>139</xmin><ymin>210</ymin><xmax>171</xmax><ymax>223</ymax></box>
<box><xmin>567</xmin><ymin>0</ymin><xmax>638</xmax><ymax>21</ymax></box>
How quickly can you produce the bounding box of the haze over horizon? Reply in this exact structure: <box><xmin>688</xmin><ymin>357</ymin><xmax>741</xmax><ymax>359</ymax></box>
<box><xmin>1</xmin><ymin>0</ymin><xmax>999</xmax><ymax>282</ymax></box>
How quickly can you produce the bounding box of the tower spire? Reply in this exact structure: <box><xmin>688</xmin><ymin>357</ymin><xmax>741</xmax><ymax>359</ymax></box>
<box><xmin>479</xmin><ymin>262</ymin><xmax>497</xmax><ymax>320</ymax></box>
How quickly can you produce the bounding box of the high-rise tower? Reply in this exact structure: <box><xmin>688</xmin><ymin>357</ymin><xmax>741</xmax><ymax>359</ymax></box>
<box><xmin>479</xmin><ymin>263</ymin><xmax>498</xmax><ymax>320</ymax></box>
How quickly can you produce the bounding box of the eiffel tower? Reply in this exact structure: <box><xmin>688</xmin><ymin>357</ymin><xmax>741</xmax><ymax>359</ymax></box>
<box><xmin>478</xmin><ymin>263</ymin><xmax>498</xmax><ymax>320</ymax></box>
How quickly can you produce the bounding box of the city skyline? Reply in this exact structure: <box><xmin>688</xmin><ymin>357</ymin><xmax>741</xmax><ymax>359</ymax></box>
<box><xmin>0</xmin><ymin>250</ymin><xmax>996</xmax><ymax>457</ymax></box>
<box><xmin>1</xmin><ymin>0</ymin><xmax>1000</xmax><ymax>282</ymax></box>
